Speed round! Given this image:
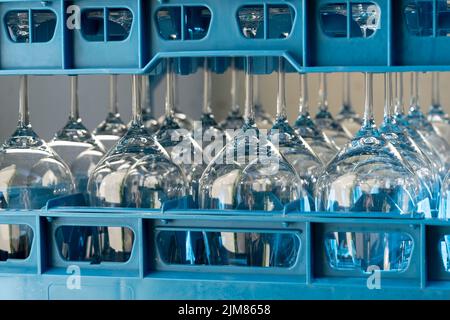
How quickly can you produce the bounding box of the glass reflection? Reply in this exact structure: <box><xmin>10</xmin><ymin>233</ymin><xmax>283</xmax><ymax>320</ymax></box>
<box><xmin>157</xmin><ymin>230</ymin><xmax>300</xmax><ymax>268</ymax></box>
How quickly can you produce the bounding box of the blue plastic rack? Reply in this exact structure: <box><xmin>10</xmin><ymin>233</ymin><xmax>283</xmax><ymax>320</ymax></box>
<box><xmin>0</xmin><ymin>0</ymin><xmax>450</xmax><ymax>75</ymax></box>
<box><xmin>0</xmin><ymin>195</ymin><xmax>450</xmax><ymax>300</ymax></box>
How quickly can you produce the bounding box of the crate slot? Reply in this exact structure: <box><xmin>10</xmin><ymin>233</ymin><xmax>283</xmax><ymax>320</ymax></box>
<box><xmin>184</xmin><ymin>6</ymin><xmax>211</xmax><ymax>40</ymax></box>
<box><xmin>324</xmin><ymin>230</ymin><xmax>413</xmax><ymax>273</ymax></box>
<box><xmin>156</xmin><ymin>229</ymin><xmax>300</xmax><ymax>268</ymax></box>
<box><xmin>54</xmin><ymin>225</ymin><xmax>134</xmax><ymax>264</ymax></box>
<box><xmin>155</xmin><ymin>6</ymin><xmax>181</xmax><ymax>40</ymax></box>
<box><xmin>0</xmin><ymin>223</ymin><xmax>33</xmax><ymax>262</ymax></box>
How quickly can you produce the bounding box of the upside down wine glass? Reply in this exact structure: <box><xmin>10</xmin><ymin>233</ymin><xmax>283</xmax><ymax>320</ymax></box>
<box><xmin>407</xmin><ymin>72</ymin><xmax>450</xmax><ymax>170</ymax></box>
<box><xmin>269</xmin><ymin>57</ymin><xmax>322</xmax><ymax>197</ymax></box>
<box><xmin>0</xmin><ymin>76</ymin><xmax>74</xmax><ymax>262</ymax></box>
<box><xmin>315</xmin><ymin>73</ymin><xmax>351</xmax><ymax>149</ymax></box>
<box><xmin>155</xmin><ymin>58</ymin><xmax>205</xmax><ymax>206</ymax></box>
<box><xmin>0</xmin><ymin>75</ymin><xmax>75</xmax><ymax>209</ymax></box>
<box><xmin>199</xmin><ymin>57</ymin><xmax>312</xmax><ymax>267</ymax></box>
<box><xmin>48</xmin><ymin>76</ymin><xmax>105</xmax><ymax>195</ymax></box>
<box><xmin>88</xmin><ymin>75</ymin><xmax>186</xmax><ymax>208</ymax></box>
<box><xmin>336</xmin><ymin>73</ymin><xmax>362</xmax><ymax>137</ymax></box>
<box><xmin>379</xmin><ymin>73</ymin><xmax>438</xmax><ymax>218</ymax></box>
<box><xmin>428</xmin><ymin>72</ymin><xmax>450</xmax><ymax>142</ymax></box>
<box><xmin>316</xmin><ymin>73</ymin><xmax>421</xmax><ymax>273</ymax></box>
<box><xmin>293</xmin><ymin>73</ymin><xmax>339</xmax><ymax>165</ymax></box>
<box><xmin>93</xmin><ymin>75</ymin><xmax>127</xmax><ymax>151</ymax></box>
<box><xmin>392</xmin><ymin>72</ymin><xmax>446</xmax><ymax>179</ymax></box>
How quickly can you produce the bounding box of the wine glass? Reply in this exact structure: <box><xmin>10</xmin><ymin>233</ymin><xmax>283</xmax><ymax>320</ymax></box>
<box><xmin>0</xmin><ymin>76</ymin><xmax>74</xmax><ymax>262</ymax></box>
<box><xmin>269</xmin><ymin>57</ymin><xmax>322</xmax><ymax>197</ymax></box>
<box><xmin>196</xmin><ymin>58</ymin><xmax>226</xmax><ymax>164</ymax></box>
<box><xmin>199</xmin><ymin>57</ymin><xmax>312</xmax><ymax>267</ymax></box>
<box><xmin>155</xmin><ymin>58</ymin><xmax>205</xmax><ymax>206</ymax></box>
<box><xmin>316</xmin><ymin>73</ymin><xmax>420</xmax><ymax>214</ymax></box>
<box><xmin>293</xmin><ymin>73</ymin><xmax>339</xmax><ymax>164</ymax></box>
<box><xmin>314</xmin><ymin>73</ymin><xmax>351</xmax><ymax>149</ymax></box>
<box><xmin>254</xmin><ymin>75</ymin><xmax>273</xmax><ymax>130</ymax></box>
<box><xmin>393</xmin><ymin>72</ymin><xmax>447</xmax><ymax>179</ymax></box>
<box><xmin>141</xmin><ymin>75</ymin><xmax>160</xmax><ymax>134</ymax></box>
<box><xmin>336</xmin><ymin>73</ymin><xmax>362</xmax><ymax>137</ymax></box>
<box><xmin>407</xmin><ymin>72</ymin><xmax>450</xmax><ymax>170</ymax></box>
<box><xmin>428</xmin><ymin>72</ymin><xmax>450</xmax><ymax>142</ymax></box>
<box><xmin>93</xmin><ymin>75</ymin><xmax>127</xmax><ymax>151</ymax></box>
<box><xmin>48</xmin><ymin>76</ymin><xmax>105</xmax><ymax>194</ymax></box>
<box><xmin>379</xmin><ymin>73</ymin><xmax>438</xmax><ymax>218</ymax></box>
<box><xmin>88</xmin><ymin>75</ymin><xmax>180</xmax><ymax>207</ymax></box>
<box><xmin>316</xmin><ymin>73</ymin><xmax>421</xmax><ymax>273</ymax></box>
<box><xmin>219</xmin><ymin>58</ymin><xmax>245</xmax><ymax>131</ymax></box>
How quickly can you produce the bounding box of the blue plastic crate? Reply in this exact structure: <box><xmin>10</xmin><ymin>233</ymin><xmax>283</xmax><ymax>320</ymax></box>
<box><xmin>0</xmin><ymin>0</ymin><xmax>449</xmax><ymax>75</ymax></box>
<box><xmin>0</xmin><ymin>195</ymin><xmax>449</xmax><ymax>300</ymax></box>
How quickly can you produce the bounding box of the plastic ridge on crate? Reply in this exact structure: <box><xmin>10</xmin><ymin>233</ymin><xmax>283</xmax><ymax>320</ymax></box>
<box><xmin>0</xmin><ymin>0</ymin><xmax>449</xmax><ymax>75</ymax></box>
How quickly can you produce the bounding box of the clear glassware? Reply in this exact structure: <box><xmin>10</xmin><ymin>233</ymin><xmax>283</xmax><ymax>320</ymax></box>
<box><xmin>315</xmin><ymin>73</ymin><xmax>351</xmax><ymax>149</ymax></box>
<box><xmin>0</xmin><ymin>76</ymin><xmax>74</xmax><ymax>262</ymax></box>
<box><xmin>407</xmin><ymin>72</ymin><xmax>450</xmax><ymax>170</ymax></box>
<box><xmin>199</xmin><ymin>57</ymin><xmax>312</xmax><ymax>267</ymax></box>
<box><xmin>200</xmin><ymin>57</ymin><xmax>312</xmax><ymax>211</ymax></box>
<box><xmin>293</xmin><ymin>73</ymin><xmax>339</xmax><ymax>165</ymax></box>
<box><xmin>0</xmin><ymin>76</ymin><xmax>74</xmax><ymax>209</ymax></box>
<box><xmin>254</xmin><ymin>76</ymin><xmax>273</xmax><ymax>130</ymax></box>
<box><xmin>141</xmin><ymin>75</ymin><xmax>160</xmax><ymax>134</ymax></box>
<box><xmin>155</xmin><ymin>59</ymin><xmax>205</xmax><ymax>206</ymax></box>
<box><xmin>219</xmin><ymin>58</ymin><xmax>245</xmax><ymax>131</ymax></box>
<box><xmin>316</xmin><ymin>72</ymin><xmax>420</xmax><ymax>214</ymax></box>
<box><xmin>379</xmin><ymin>73</ymin><xmax>438</xmax><ymax>218</ymax></box>
<box><xmin>93</xmin><ymin>75</ymin><xmax>127</xmax><ymax>151</ymax></box>
<box><xmin>316</xmin><ymin>73</ymin><xmax>420</xmax><ymax>273</ymax></box>
<box><xmin>393</xmin><ymin>72</ymin><xmax>447</xmax><ymax>179</ymax></box>
<box><xmin>48</xmin><ymin>76</ymin><xmax>105</xmax><ymax>194</ymax></box>
<box><xmin>428</xmin><ymin>72</ymin><xmax>450</xmax><ymax>142</ymax></box>
<box><xmin>88</xmin><ymin>75</ymin><xmax>176</xmax><ymax>207</ymax></box>
<box><xmin>269</xmin><ymin>57</ymin><xmax>323</xmax><ymax>197</ymax></box>
<box><xmin>196</xmin><ymin>58</ymin><xmax>226</xmax><ymax>164</ymax></box>
<box><xmin>336</xmin><ymin>73</ymin><xmax>362</xmax><ymax>137</ymax></box>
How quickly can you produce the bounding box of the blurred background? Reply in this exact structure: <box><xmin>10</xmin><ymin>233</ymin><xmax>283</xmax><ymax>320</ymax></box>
<box><xmin>0</xmin><ymin>71</ymin><xmax>448</xmax><ymax>141</ymax></box>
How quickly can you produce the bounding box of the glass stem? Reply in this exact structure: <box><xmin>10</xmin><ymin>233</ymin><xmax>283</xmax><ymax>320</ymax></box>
<box><xmin>141</xmin><ymin>75</ymin><xmax>153</xmax><ymax>116</ymax></box>
<box><xmin>18</xmin><ymin>75</ymin><xmax>30</xmax><ymax>127</ymax></box>
<box><xmin>165</xmin><ymin>58</ymin><xmax>175</xmax><ymax>119</ymax></box>
<box><xmin>254</xmin><ymin>73</ymin><xmax>260</xmax><ymax>107</ymax></box>
<box><xmin>318</xmin><ymin>73</ymin><xmax>328</xmax><ymax>111</ymax></box>
<box><xmin>244</xmin><ymin>57</ymin><xmax>254</xmax><ymax>125</ymax></box>
<box><xmin>410</xmin><ymin>72</ymin><xmax>420</xmax><ymax>111</ymax></box>
<box><xmin>298</xmin><ymin>73</ymin><xmax>309</xmax><ymax>116</ymax></box>
<box><xmin>383</xmin><ymin>73</ymin><xmax>393</xmax><ymax>122</ymax></box>
<box><xmin>131</xmin><ymin>75</ymin><xmax>141</xmax><ymax>124</ymax></box>
<box><xmin>202</xmin><ymin>58</ymin><xmax>212</xmax><ymax>115</ymax></box>
<box><xmin>276</xmin><ymin>57</ymin><xmax>287</xmax><ymax>121</ymax></box>
<box><xmin>362</xmin><ymin>73</ymin><xmax>375</xmax><ymax>128</ymax></box>
<box><xmin>109</xmin><ymin>75</ymin><xmax>119</xmax><ymax>115</ymax></box>
<box><xmin>70</xmin><ymin>76</ymin><xmax>80</xmax><ymax>121</ymax></box>
<box><xmin>230</xmin><ymin>57</ymin><xmax>240</xmax><ymax>113</ymax></box>
<box><xmin>431</xmin><ymin>72</ymin><xmax>440</xmax><ymax>108</ymax></box>
<box><xmin>394</xmin><ymin>72</ymin><xmax>405</xmax><ymax>115</ymax></box>
<box><xmin>342</xmin><ymin>73</ymin><xmax>351</xmax><ymax>110</ymax></box>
